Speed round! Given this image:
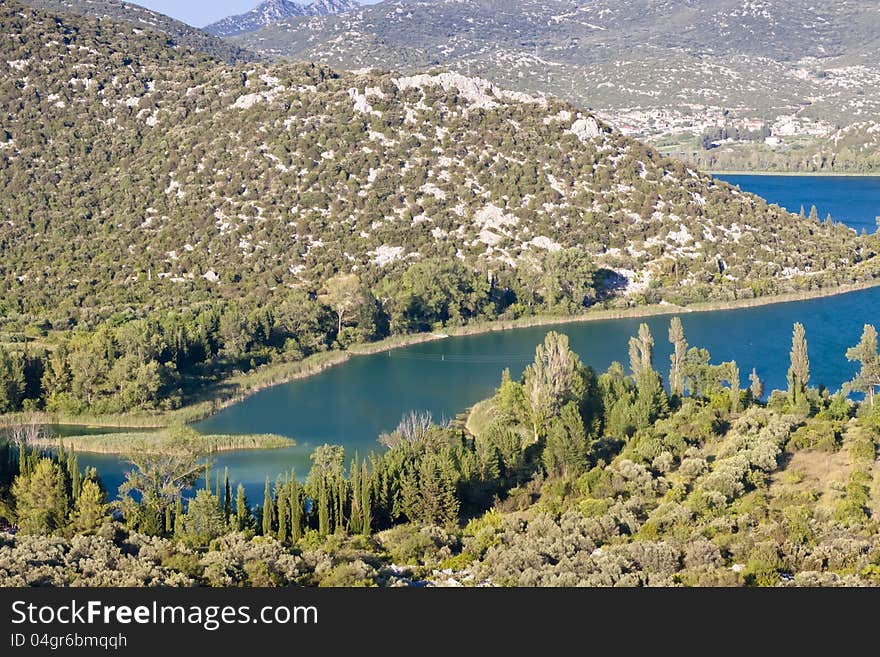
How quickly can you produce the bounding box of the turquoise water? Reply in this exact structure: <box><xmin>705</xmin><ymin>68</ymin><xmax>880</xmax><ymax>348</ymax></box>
<box><xmin>717</xmin><ymin>174</ymin><xmax>880</xmax><ymax>234</ymax></box>
<box><xmin>70</xmin><ymin>175</ymin><xmax>880</xmax><ymax>502</ymax></box>
<box><xmin>74</xmin><ymin>285</ymin><xmax>879</xmax><ymax>503</ymax></box>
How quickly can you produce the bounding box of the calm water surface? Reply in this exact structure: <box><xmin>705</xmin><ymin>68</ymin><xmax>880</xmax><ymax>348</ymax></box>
<box><xmin>717</xmin><ymin>174</ymin><xmax>880</xmax><ymax>234</ymax></box>
<box><xmin>70</xmin><ymin>175</ymin><xmax>880</xmax><ymax>501</ymax></box>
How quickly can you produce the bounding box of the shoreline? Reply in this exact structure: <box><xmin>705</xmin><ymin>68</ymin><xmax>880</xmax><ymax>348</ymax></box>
<box><xmin>710</xmin><ymin>170</ymin><xmax>880</xmax><ymax>177</ymax></box>
<box><xmin>5</xmin><ymin>278</ymin><xmax>880</xmax><ymax>431</ymax></box>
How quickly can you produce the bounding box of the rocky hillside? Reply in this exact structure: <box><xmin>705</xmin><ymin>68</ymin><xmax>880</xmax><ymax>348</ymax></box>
<box><xmin>0</xmin><ymin>0</ymin><xmax>874</xmax><ymax>327</ymax></box>
<box><xmin>228</xmin><ymin>0</ymin><xmax>880</xmax><ymax>172</ymax></box>
<box><xmin>20</xmin><ymin>0</ymin><xmax>258</xmax><ymax>64</ymax></box>
<box><xmin>205</xmin><ymin>0</ymin><xmax>360</xmax><ymax>38</ymax></box>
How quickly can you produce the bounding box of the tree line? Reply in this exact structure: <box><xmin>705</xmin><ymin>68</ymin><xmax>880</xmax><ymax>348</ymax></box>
<box><xmin>3</xmin><ymin>318</ymin><xmax>880</xmax><ymax>545</ymax></box>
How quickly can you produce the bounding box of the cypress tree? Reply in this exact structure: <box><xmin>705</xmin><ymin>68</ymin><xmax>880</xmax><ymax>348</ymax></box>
<box><xmin>18</xmin><ymin>440</ymin><xmax>26</xmax><ymax>477</ymax></box>
<box><xmin>204</xmin><ymin>462</ymin><xmax>211</xmax><ymax>492</ymax></box>
<box><xmin>289</xmin><ymin>481</ymin><xmax>303</xmax><ymax>543</ymax></box>
<box><xmin>349</xmin><ymin>455</ymin><xmax>362</xmax><ymax>534</ymax></box>
<box><xmin>174</xmin><ymin>497</ymin><xmax>184</xmax><ymax>536</ymax></box>
<box><xmin>164</xmin><ymin>503</ymin><xmax>173</xmax><ymax>534</ymax></box>
<box><xmin>318</xmin><ymin>478</ymin><xmax>330</xmax><ymax>536</ymax></box>
<box><xmin>277</xmin><ymin>486</ymin><xmax>288</xmax><ymax>543</ymax></box>
<box><xmin>223</xmin><ymin>468</ymin><xmax>232</xmax><ymax>520</ymax></box>
<box><xmin>335</xmin><ymin>474</ymin><xmax>346</xmax><ymax>534</ymax></box>
<box><xmin>361</xmin><ymin>460</ymin><xmax>371</xmax><ymax>536</ymax></box>
<box><xmin>261</xmin><ymin>477</ymin><xmax>274</xmax><ymax>536</ymax></box>
<box><xmin>67</xmin><ymin>451</ymin><xmax>81</xmax><ymax>501</ymax></box>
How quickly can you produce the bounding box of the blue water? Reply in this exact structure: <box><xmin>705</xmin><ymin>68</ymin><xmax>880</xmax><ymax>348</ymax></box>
<box><xmin>717</xmin><ymin>174</ymin><xmax>880</xmax><ymax>233</ymax></box>
<box><xmin>70</xmin><ymin>175</ymin><xmax>880</xmax><ymax>503</ymax></box>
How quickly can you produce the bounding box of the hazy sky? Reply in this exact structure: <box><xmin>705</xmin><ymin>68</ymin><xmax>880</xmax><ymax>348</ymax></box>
<box><xmin>136</xmin><ymin>0</ymin><xmax>383</xmax><ymax>28</ymax></box>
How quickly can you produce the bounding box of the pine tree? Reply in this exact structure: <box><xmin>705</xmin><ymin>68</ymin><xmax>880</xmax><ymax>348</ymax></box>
<box><xmin>204</xmin><ymin>462</ymin><xmax>211</xmax><ymax>491</ymax></box>
<box><xmin>261</xmin><ymin>477</ymin><xmax>274</xmax><ymax>536</ymax></box>
<box><xmin>787</xmin><ymin>323</ymin><xmax>810</xmax><ymax>402</ymax></box>
<box><xmin>12</xmin><ymin>458</ymin><xmax>71</xmax><ymax>534</ymax></box>
<box><xmin>71</xmin><ymin>478</ymin><xmax>107</xmax><ymax>533</ymax></box>
<box><xmin>668</xmin><ymin>317</ymin><xmax>687</xmax><ymax>397</ymax></box>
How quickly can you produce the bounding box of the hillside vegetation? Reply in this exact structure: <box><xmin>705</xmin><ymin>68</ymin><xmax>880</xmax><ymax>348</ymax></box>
<box><xmin>1</xmin><ymin>1</ymin><xmax>879</xmax><ymax>418</ymax></box>
<box><xmin>21</xmin><ymin>0</ymin><xmax>258</xmax><ymax>63</ymax></box>
<box><xmin>231</xmin><ymin>0</ymin><xmax>880</xmax><ymax>173</ymax></box>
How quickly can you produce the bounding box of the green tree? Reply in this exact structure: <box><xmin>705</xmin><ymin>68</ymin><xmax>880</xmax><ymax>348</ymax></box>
<box><xmin>629</xmin><ymin>323</ymin><xmax>655</xmax><ymax>381</ymax></box>
<box><xmin>261</xmin><ymin>478</ymin><xmax>274</xmax><ymax>535</ymax></box>
<box><xmin>179</xmin><ymin>489</ymin><xmax>227</xmax><ymax>546</ymax></box>
<box><xmin>12</xmin><ymin>458</ymin><xmax>70</xmax><ymax>534</ymax></box>
<box><xmin>543</xmin><ymin>402</ymin><xmax>590</xmax><ymax>479</ymax></box>
<box><xmin>0</xmin><ymin>347</ymin><xmax>26</xmax><ymax>413</ymax></box>
<box><xmin>749</xmin><ymin>368</ymin><xmax>764</xmax><ymax>401</ymax></box>
<box><xmin>787</xmin><ymin>323</ymin><xmax>810</xmax><ymax>402</ymax></box>
<box><xmin>522</xmin><ymin>332</ymin><xmax>586</xmax><ymax>441</ymax></box>
<box><xmin>235</xmin><ymin>484</ymin><xmax>249</xmax><ymax>531</ymax></box>
<box><xmin>319</xmin><ymin>272</ymin><xmax>366</xmax><ymax>337</ymax></box>
<box><xmin>223</xmin><ymin>468</ymin><xmax>232</xmax><ymax>520</ymax></box>
<box><xmin>668</xmin><ymin>317</ymin><xmax>687</xmax><ymax>397</ymax></box>
<box><xmin>846</xmin><ymin>324</ymin><xmax>880</xmax><ymax>406</ymax></box>
<box><xmin>118</xmin><ymin>430</ymin><xmax>204</xmax><ymax>531</ymax></box>
<box><xmin>71</xmin><ymin>478</ymin><xmax>108</xmax><ymax>534</ymax></box>
<box><xmin>540</xmin><ymin>247</ymin><xmax>597</xmax><ymax>312</ymax></box>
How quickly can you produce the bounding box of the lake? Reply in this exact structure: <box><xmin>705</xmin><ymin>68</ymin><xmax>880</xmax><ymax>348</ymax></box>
<box><xmin>717</xmin><ymin>174</ymin><xmax>880</xmax><ymax>234</ymax></box>
<box><xmin>72</xmin><ymin>175</ymin><xmax>880</xmax><ymax>503</ymax></box>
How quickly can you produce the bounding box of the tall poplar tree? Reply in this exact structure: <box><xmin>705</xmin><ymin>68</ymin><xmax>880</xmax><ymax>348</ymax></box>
<box><xmin>668</xmin><ymin>317</ymin><xmax>687</xmax><ymax>397</ymax></box>
<box><xmin>787</xmin><ymin>322</ymin><xmax>810</xmax><ymax>402</ymax></box>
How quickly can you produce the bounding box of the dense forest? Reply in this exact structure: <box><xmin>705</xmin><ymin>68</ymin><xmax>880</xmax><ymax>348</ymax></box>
<box><xmin>2</xmin><ymin>1</ymin><xmax>879</xmax><ymax>418</ymax></box>
<box><xmin>1</xmin><ymin>320</ymin><xmax>879</xmax><ymax>586</ymax></box>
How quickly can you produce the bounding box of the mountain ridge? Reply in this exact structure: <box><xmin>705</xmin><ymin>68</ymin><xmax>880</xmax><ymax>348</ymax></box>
<box><xmin>205</xmin><ymin>0</ymin><xmax>359</xmax><ymax>38</ymax></box>
<box><xmin>228</xmin><ymin>0</ymin><xmax>880</xmax><ymax>173</ymax></box>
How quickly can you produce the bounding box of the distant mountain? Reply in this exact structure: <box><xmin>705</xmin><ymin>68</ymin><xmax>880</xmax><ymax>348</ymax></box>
<box><xmin>228</xmin><ymin>0</ymin><xmax>880</xmax><ymax>172</ymax></box>
<box><xmin>2</xmin><ymin>0</ymin><xmax>872</xmax><ymax>326</ymax></box>
<box><xmin>307</xmin><ymin>0</ymin><xmax>360</xmax><ymax>17</ymax></box>
<box><xmin>20</xmin><ymin>0</ymin><xmax>258</xmax><ymax>64</ymax></box>
<box><xmin>205</xmin><ymin>0</ymin><xmax>359</xmax><ymax>38</ymax></box>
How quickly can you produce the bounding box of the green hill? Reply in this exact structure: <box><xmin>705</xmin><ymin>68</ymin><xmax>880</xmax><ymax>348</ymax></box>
<box><xmin>0</xmin><ymin>0</ymin><xmax>878</xmax><ymax>418</ymax></box>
